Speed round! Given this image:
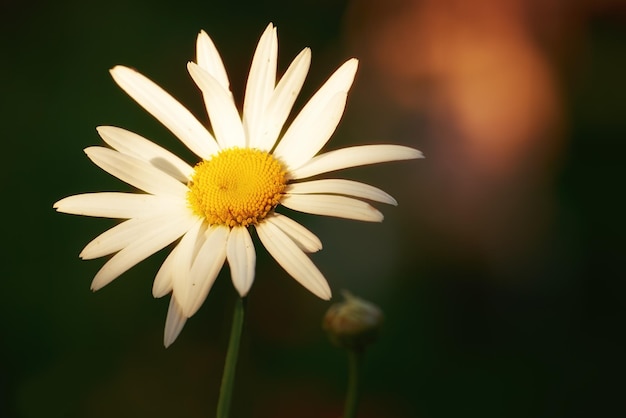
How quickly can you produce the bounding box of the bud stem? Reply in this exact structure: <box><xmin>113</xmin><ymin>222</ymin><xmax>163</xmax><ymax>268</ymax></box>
<box><xmin>344</xmin><ymin>349</ymin><xmax>362</xmax><ymax>418</ymax></box>
<box><xmin>216</xmin><ymin>297</ymin><xmax>246</xmax><ymax>418</ymax></box>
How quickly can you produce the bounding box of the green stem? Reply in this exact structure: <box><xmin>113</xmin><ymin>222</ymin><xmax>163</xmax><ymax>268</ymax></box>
<box><xmin>343</xmin><ymin>349</ymin><xmax>362</xmax><ymax>418</ymax></box>
<box><xmin>216</xmin><ymin>297</ymin><xmax>246</xmax><ymax>418</ymax></box>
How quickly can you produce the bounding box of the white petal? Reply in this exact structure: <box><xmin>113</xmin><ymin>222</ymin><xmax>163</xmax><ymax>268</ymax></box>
<box><xmin>110</xmin><ymin>65</ymin><xmax>219</xmax><ymax>159</ymax></box>
<box><xmin>256</xmin><ymin>221</ymin><xmax>331</xmax><ymax>300</ymax></box>
<box><xmin>243</xmin><ymin>23</ymin><xmax>277</xmax><ymax>148</ymax></box>
<box><xmin>85</xmin><ymin>147</ymin><xmax>188</xmax><ymax>197</ymax></box>
<box><xmin>187</xmin><ymin>62</ymin><xmax>245</xmax><ymax>149</ymax></box>
<box><xmin>253</xmin><ymin>48</ymin><xmax>311</xmax><ymax>151</ymax></box>
<box><xmin>177</xmin><ymin>226</ymin><xmax>229</xmax><ymax>318</ymax></box>
<box><xmin>152</xmin><ymin>246</ymin><xmax>177</xmax><ymax>298</ymax></box>
<box><xmin>280</xmin><ymin>194</ymin><xmax>383</xmax><ymax>222</ymax></box>
<box><xmin>54</xmin><ymin>192</ymin><xmax>179</xmax><ymax>218</ymax></box>
<box><xmin>96</xmin><ymin>126</ymin><xmax>193</xmax><ymax>182</ymax></box>
<box><xmin>274</xmin><ymin>90</ymin><xmax>347</xmax><ymax>170</ymax></box>
<box><xmin>286</xmin><ymin>179</ymin><xmax>397</xmax><ymax>205</ymax></box>
<box><xmin>226</xmin><ymin>226</ymin><xmax>256</xmax><ymax>296</ymax></box>
<box><xmin>273</xmin><ymin>59</ymin><xmax>358</xmax><ymax>169</ymax></box>
<box><xmin>80</xmin><ymin>210</ymin><xmax>190</xmax><ymax>260</ymax></box>
<box><xmin>290</xmin><ymin>145</ymin><xmax>424</xmax><ymax>180</ymax></box>
<box><xmin>169</xmin><ymin>220</ymin><xmax>206</xmax><ymax>299</ymax></box>
<box><xmin>264</xmin><ymin>213</ymin><xmax>322</xmax><ymax>253</ymax></box>
<box><xmin>81</xmin><ymin>218</ymin><xmax>141</xmax><ymax>260</ymax></box>
<box><xmin>164</xmin><ymin>295</ymin><xmax>188</xmax><ymax>348</ymax></box>
<box><xmin>274</xmin><ymin>93</ymin><xmax>348</xmax><ymax>170</ymax></box>
<box><xmin>196</xmin><ymin>30</ymin><xmax>230</xmax><ymax>92</ymax></box>
<box><xmin>90</xmin><ymin>214</ymin><xmax>196</xmax><ymax>291</ymax></box>
<box><xmin>153</xmin><ymin>218</ymin><xmax>204</xmax><ymax>298</ymax></box>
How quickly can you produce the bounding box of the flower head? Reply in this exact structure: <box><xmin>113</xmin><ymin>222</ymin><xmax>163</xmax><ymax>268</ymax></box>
<box><xmin>54</xmin><ymin>23</ymin><xmax>422</xmax><ymax>347</ymax></box>
<box><xmin>323</xmin><ymin>290</ymin><xmax>384</xmax><ymax>351</ymax></box>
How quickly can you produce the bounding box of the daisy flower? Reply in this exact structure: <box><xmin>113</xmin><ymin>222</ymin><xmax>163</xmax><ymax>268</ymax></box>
<box><xmin>54</xmin><ymin>23</ymin><xmax>422</xmax><ymax>347</ymax></box>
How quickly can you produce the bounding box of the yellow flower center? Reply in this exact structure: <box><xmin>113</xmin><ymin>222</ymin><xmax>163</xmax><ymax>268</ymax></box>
<box><xmin>187</xmin><ymin>148</ymin><xmax>287</xmax><ymax>227</ymax></box>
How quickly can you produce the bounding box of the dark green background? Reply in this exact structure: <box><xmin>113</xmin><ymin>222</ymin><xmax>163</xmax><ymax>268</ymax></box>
<box><xmin>2</xmin><ymin>1</ymin><xmax>625</xmax><ymax>417</ymax></box>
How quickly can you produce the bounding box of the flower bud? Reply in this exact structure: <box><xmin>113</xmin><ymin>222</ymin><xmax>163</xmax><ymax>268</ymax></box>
<box><xmin>323</xmin><ymin>290</ymin><xmax>384</xmax><ymax>351</ymax></box>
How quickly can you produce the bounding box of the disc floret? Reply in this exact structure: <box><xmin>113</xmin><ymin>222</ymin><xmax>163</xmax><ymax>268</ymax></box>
<box><xmin>187</xmin><ymin>148</ymin><xmax>287</xmax><ymax>227</ymax></box>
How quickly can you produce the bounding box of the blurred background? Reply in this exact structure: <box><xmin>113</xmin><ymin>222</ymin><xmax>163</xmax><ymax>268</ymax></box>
<box><xmin>2</xmin><ymin>0</ymin><xmax>625</xmax><ymax>417</ymax></box>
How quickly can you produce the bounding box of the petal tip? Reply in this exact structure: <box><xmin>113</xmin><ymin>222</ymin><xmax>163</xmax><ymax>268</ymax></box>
<box><xmin>319</xmin><ymin>288</ymin><xmax>332</xmax><ymax>301</ymax></box>
<box><xmin>235</xmin><ymin>286</ymin><xmax>250</xmax><ymax>298</ymax></box>
<box><xmin>405</xmin><ymin>148</ymin><xmax>425</xmax><ymax>159</ymax></box>
<box><xmin>163</xmin><ymin>328</ymin><xmax>183</xmax><ymax>348</ymax></box>
<box><xmin>109</xmin><ymin>65</ymin><xmax>128</xmax><ymax>76</ymax></box>
<box><xmin>83</xmin><ymin>146</ymin><xmax>98</xmax><ymax>155</ymax></box>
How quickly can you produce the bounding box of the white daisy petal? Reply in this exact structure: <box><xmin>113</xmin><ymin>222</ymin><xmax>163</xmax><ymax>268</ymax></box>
<box><xmin>311</xmin><ymin>58</ymin><xmax>358</xmax><ymax>98</ymax></box>
<box><xmin>80</xmin><ymin>210</ymin><xmax>189</xmax><ymax>260</ymax></box>
<box><xmin>257</xmin><ymin>221</ymin><xmax>331</xmax><ymax>300</ymax></box>
<box><xmin>179</xmin><ymin>226</ymin><xmax>229</xmax><ymax>318</ymax></box>
<box><xmin>281</xmin><ymin>194</ymin><xmax>383</xmax><ymax>222</ymax></box>
<box><xmin>226</xmin><ymin>226</ymin><xmax>256</xmax><ymax>297</ymax></box>
<box><xmin>110</xmin><ymin>65</ymin><xmax>219</xmax><ymax>159</ymax></box>
<box><xmin>274</xmin><ymin>91</ymin><xmax>347</xmax><ymax>170</ymax></box>
<box><xmin>80</xmin><ymin>218</ymin><xmax>143</xmax><ymax>260</ymax></box>
<box><xmin>152</xmin><ymin>246</ymin><xmax>177</xmax><ymax>298</ymax></box>
<box><xmin>90</xmin><ymin>214</ymin><xmax>196</xmax><ymax>291</ymax></box>
<box><xmin>286</xmin><ymin>179</ymin><xmax>397</xmax><ymax>205</ymax></box>
<box><xmin>264</xmin><ymin>213</ymin><xmax>322</xmax><ymax>253</ymax></box>
<box><xmin>84</xmin><ymin>147</ymin><xmax>188</xmax><ymax>197</ymax></box>
<box><xmin>170</xmin><ymin>220</ymin><xmax>206</xmax><ymax>300</ymax></box>
<box><xmin>273</xmin><ymin>59</ymin><xmax>358</xmax><ymax>168</ymax></box>
<box><xmin>196</xmin><ymin>30</ymin><xmax>230</xmax><ymax>92</ymax></box>
<box><xmin>187</xmin><ymin>62</ymin><xmax>246</xmax><ymax>149</ymax></box>
<box><xmin>153</xmin><ymin>218</ymin><xmax>204</xmax><ymax>298</ymax></box>
<box><xmin>254</xmin><ymin>47</ymin><xmax>311</xmax><ymax>151</ymax></box>
<box><xmin>54</xmin><ymin>192</ymin><xmax>177</xmax><ymax>218</ymax></box>
<box><xmin>164</xmin><ymin>295</ymin><xmax>188</xmax><ymax>348</ymax></box>
<box><xmin>96</xmin><ymin>126</ymin><xmax>193</xmax><ymax>182</ymax></box>
<box><xmin>290</xmin><ymin>144</ymin><xmax>424</xmax><ymax>180</ymax></box>
<box><xmin>243</xmin><ymin>23</ymin><xmax>278</xmax><ymax>148</ymax></box>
